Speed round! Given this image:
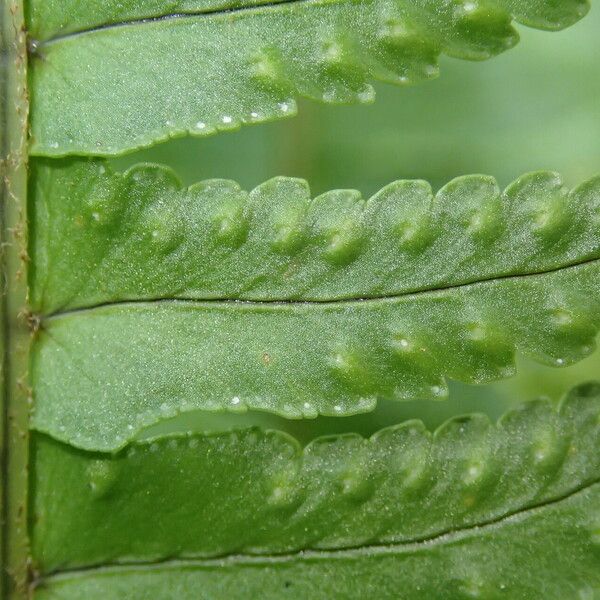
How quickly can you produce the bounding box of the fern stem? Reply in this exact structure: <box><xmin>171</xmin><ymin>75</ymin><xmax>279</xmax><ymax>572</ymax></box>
<box><xmin>1</xmin><ymin>0</ymin><xmax>30</xmax><ymax>597</ymax></box>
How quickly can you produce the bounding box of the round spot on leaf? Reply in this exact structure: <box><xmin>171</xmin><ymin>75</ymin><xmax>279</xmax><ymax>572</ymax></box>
<box><xmin>86</xmin><ymin>460</ymin><xmax>119</xmax><ymax>499</ymax></box>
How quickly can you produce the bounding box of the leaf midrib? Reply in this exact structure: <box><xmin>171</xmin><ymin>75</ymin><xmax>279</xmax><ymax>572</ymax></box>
<box><xmin>35</xmin><ymin>0</ymin><xmax>315</xmax><ymax>47</ymax></box>
<box><xmin>41</xmin><ymin>254</ymin><xmax>600</xmax><ymax>321</ymax></box>
<box><xmin>34</xmin><ymin>479</ymin><xmax>600</xmax><ymax>581</ymax></box>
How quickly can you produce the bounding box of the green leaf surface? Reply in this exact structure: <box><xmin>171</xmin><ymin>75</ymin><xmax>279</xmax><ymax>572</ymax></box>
<box><xmin>26</xmin><ymin>0</ymin><xmax>289</xmax><ymax>40</ymax></box>
<box><xmin>30</xmin><ymin>479</ymin><xmax>600</xmax><ymax>600</ymax></box>
<box><xmin>27</xmin><ymin>0</ymin><xmax>591</xmax><ymax>41</ymax></box>
<box><xmin>29</xmin><ymin>0</ymin><xmax>589</xmax><ymax>156</ymax></box>
<box><xmin>29</xmin><ymin>160</ymin><xmax>600</xmax><ymax>315</ymax></box>
<box><xmin>31</xmin><ymin>383</ymin><xmax>600</xmax><ymax>574</ymax></box>
<box><xmin>32</xmin><ymin>258</ymin><xmax>600</xmax><ymax>451</ymax></box>
<box><xmin>109</xmin><ymin>8</ymin><xmax>600</xmax><ymax>197</ymax></box>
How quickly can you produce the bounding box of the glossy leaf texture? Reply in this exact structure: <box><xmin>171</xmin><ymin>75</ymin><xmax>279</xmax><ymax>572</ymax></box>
<box><xmin>32</xmin><ymin>258</ymin><xmax>599</xmax><ymax>451</ymax></box>
<box><xmin>27</xmin><ymin>0</ymin><xmax>591</xmax><ymax>40</ymax></box>
<box><xmin>31</xmin><ymin>383</ymin><xmax>600</xmax><ymax>570</ymax></box>
<box><xmin>31</xmin><ymin>483</ymin><xmax>600</xmax><ymax>600</ymax></box>
<box><xmin>26</xmin><ymin>0</ymin><xmax>292</xmax><ymax>40</ymax></box>
<box><xmin>29</xmin><ymin>0</ymin><xmax>590</xmax><ymax>156</ymax></box>
<box><xmin>29</xmin><ymin>160</ymin><xmax>600</xmax><ymax>314</ymax></box>
<box><xmin>31</xmin><ymin>385</ymin><xmax>600</xmax><ymax>597</ymax></box>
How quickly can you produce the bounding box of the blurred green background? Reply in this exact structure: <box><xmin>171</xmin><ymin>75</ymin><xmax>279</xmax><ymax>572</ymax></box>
<box><xmin>120</xmin><ymin>7</ymin><xmax>600</xmax><ymax>441</ymax></box>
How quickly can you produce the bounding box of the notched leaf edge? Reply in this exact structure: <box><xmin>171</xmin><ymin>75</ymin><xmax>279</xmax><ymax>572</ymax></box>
<box><xmin>29</xmin><ymin>0</ymin><xmax>591</xmax><ymax>156</ymax></box>
<box><xmin>31</xmin><ymin>382</ymin><xmax>600</xmax><ymax>574</ymax></box>
<box><xmin>30</xmin><ymin>159</ymin><xmax>600</xmax><ymax>314</ymax></box>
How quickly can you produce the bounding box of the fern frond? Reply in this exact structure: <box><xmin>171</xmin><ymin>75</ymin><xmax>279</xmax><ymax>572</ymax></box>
<box><xmin>32</xmin><ymin>384</ymin><xmax>600</xmax><ymax>596</ymax></box>
<box><xmin>30</xmin><ymin>160</ymin><xmax>600</xmax><ymax>314</ymax></box>
<box><xmin>32</xmin><ymin>262</ymin><xmax>599</xmax><ymax>450</ymax></box>
<box><xmin>30</xmin><ymin>163</ymin><xmax>600</xmax><ymax>450</ymax></box>
<box><xmin>27</xmin><ymin>0</ymin><xmax>591</xmax><ymax>40</ymax></box>
<box><xmin>15</xmin><ymin>0</ymin><xmax>600</xmax><ymax>596</ymax></box>
<box><xmin>28</xmin><ymin>0</ymin><xmax>590</xmax><ymax>156</ymax></box>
